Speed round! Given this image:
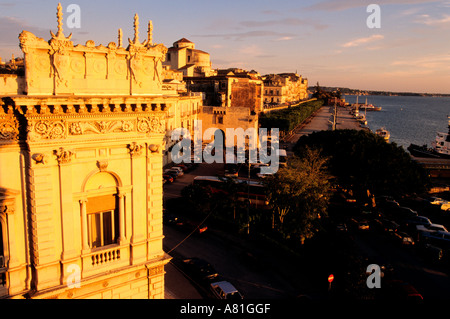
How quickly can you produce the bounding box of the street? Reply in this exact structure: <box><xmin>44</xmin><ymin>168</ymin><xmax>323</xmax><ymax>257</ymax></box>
<box><xmin>162</xmin><ymin>105</ymin><xmax>450</xmax><ymax>301</ymax></box>
<box><xmin>163</xmin><ymin>162</ymin><xmax>300</xmax><ymax>299</ymax></box>
<box><xmin>350</xmin><ymin>220</ymin><xmax>450</xmax><ymax>300</ymax></box>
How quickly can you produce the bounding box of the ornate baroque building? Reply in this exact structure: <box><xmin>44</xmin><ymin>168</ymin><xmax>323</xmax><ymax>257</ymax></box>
<box><xmin>0</xmin><ymin>4</ymin><xmax>200</xmax><ymax>299</ymax></box>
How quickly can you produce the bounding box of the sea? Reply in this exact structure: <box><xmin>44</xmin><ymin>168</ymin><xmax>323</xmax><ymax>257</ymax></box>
<box><xmin>343</xmin><ymin>95</ymin><xmax>450</xmax><ymax>151</ymax></box>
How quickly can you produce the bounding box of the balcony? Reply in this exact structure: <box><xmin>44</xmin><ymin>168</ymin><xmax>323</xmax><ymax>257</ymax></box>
<box><xmin>91</xmin><ymin>247</ymin><xmax>120</xmax><ymax>266</ymax></box>
<box><xmin>82</xmin><ymin>244</ymin><xmax>129</xmax><ymax>277</ymax></box>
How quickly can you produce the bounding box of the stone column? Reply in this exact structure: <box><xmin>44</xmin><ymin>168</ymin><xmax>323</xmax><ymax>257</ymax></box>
<box><xmin>79</xmin><ymin>198</ymin><xmax>89</xmax><ymax>252</ymax></box>
<box><xmin>117</xmin><ymin>191</ymin><xmax>126</xmax><ymax>244</ymax></box>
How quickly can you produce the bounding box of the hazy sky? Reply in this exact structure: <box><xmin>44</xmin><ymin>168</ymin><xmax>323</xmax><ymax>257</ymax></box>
<box><xmin>1</xmin><ymin>0</ymin><xmax>449</xmax><ymax>93</ymax></box>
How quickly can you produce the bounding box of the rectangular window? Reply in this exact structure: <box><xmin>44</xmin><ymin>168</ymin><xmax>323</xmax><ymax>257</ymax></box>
<box><xmin>87</xmin><ymin>194</ymin><xmax>119</xmax><ymax>249</ymax></box>
<box><xmin>88</xmin><ymin>210</ymin><xmax>119</xmax><ymax>248</ymax></box>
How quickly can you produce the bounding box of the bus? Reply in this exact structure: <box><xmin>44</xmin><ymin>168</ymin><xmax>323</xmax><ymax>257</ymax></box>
<box><xmin>193</xmin><ymin>176</ymin><xmax>269</xmax><ymax>209</ymax></box>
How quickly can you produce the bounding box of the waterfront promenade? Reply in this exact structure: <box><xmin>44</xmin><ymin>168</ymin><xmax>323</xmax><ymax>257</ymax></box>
<box><xmin>283</xmin><ymin>105</ymin><xmax>363</xmax><ymax>151</ymax></box>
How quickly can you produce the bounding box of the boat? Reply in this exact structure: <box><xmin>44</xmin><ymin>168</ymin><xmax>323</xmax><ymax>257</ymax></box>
<box><xmin>360</xmin><ymin>104</ymin><xmax>382</xmax><ymax>111</ymax></box>
<box><xmin>376</xmin><ymin>128</ymin><xmax>390</xmax><ymax>142</ymax></box>
<box><xmin>356</xmin><ymin>114</ymin><xmax>367</xmax><ymax>125</ymax></box>
<box><xmin>407</xmin><ymin>115</ymin><xmax>450</xmax><ymax>159</ymax></box>
<box><xmin>361</xmin><ymin>98</ymin><xmax>381</xmax><ymax>111</ymax></box>
<box><xmin>357</xmin><ymin>98</ymin><xmax>382</xmax><ymax>111</ymax></box>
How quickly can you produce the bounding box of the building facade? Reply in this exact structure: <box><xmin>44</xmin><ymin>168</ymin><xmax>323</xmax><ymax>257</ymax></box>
<box><xmin>0</xmin><ymin>4</ymin><xmax>200</xmax><ymax>299</ymax></box>
<box><xmin>185</xmin><ymin>69</ymin><xmax>263</xmax><ymax>145</ymax></box>
<box><xmin>187</xmin><ymin>69</ymin><xmax>264</xmax><ymax>114</ymax></box>
<box><xmin>262</xmin><ymin>73</ymin><xmax>308</xmax><ymax>106</ymax></box>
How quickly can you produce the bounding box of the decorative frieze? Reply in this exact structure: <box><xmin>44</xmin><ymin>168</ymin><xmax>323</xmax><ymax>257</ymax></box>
<box><xmin>69</xmin><ymin>120</ymin><xmax>134</xmax><ymax>135</ymax></box>
<box><xmin>137</xmin><ymin>116</ymin><xmax>165</xmax><ymax>134</ymax></box>
<box><xmin>31</xmin><ymin>120</ymin><xmax>66</xmax><ymax>140</ymax></box>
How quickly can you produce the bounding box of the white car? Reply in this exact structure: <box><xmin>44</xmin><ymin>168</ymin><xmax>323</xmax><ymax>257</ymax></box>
<box><xmin>417</xmin><ymin>223</ymin><xmax>448</xmax><ymax>233</ymax></box>
<box><xmin>210</xmin><ymin>281</ymin><xmax>243</xmax><ymax>300</ymax></box>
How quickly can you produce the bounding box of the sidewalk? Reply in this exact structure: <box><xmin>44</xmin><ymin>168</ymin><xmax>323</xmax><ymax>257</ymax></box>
<box><xmin>284</xmin><ymin>105</ymin><xmax>364</xmax><ymax>152</ymax></box>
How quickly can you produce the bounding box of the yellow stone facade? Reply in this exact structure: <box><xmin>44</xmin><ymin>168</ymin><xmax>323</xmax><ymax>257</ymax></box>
<box><xmin>263</xmin><ymin>73</ymin><xmax>309</xmax><ymax>105</ymax></box>
<box><xmin>0</xmin><ymin>4</ymin><xmax>200</xmax><ymax>299</ymax></box>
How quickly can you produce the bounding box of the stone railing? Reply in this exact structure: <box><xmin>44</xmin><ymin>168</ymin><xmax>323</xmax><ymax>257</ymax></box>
<box><xmin>90</xmin><ymin>247</ymin><xmax>121</xmax><ymax>266</ymax></box>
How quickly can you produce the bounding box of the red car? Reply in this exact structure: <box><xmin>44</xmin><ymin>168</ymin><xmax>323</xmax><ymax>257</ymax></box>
<box><xmin>163</xmin><ymin>174</ymin><xmax>174</xmax><ymax>183</ymax></box>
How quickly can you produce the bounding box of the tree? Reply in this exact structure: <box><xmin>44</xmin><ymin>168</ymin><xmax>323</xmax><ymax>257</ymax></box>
<box><xmin>264</xmin><ymin>148</ymin><xmax>332</xmax><ymax>244</ymax></box>
<box><xmin>293</xmin><ymin>129</ymin><xmax>430</xmax><ymax>199</ymax></box>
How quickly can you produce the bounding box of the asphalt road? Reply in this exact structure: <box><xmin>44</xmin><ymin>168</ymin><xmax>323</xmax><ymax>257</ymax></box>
<box><xmin>162</xmin><ymin>162</ymin><xmax>300</xmax><ymax>299</ymax></box>
<box><xmin>350</xmin><ymin>221</ymin><xmax>450</xmax><ymax>300</ymax></box>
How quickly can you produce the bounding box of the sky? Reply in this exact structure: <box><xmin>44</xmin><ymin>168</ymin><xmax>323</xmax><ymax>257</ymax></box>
<box><xmin>1</xmin><ymin>0</ymin><xmax>450</xmax><ymax>94</ymax></box>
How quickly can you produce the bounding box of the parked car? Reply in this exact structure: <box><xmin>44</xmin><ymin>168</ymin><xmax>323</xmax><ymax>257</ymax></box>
<box><xmin>392</xmin><ymin>232</ymin><xmax>415</xmax><ymax>245</ymax></box>
<box><xmin>173</xmin><ymin>167</ymin><xmax>185</xmax><ymax>176</ymax></box>
<box><xmin>336</xmin><ymin>223</ymin><xmax>348</xmax><ymax>233</ymax></box>
<box><xmin>163</xmin><ymin>213</ymin><xmax>186</xmax><ymax>227</ymax></box>
<box><xmin>164</xmin><ymin>168</ymin><xmax>184</xmax><ymax>177</ymax></box>
<box><xmin>380</xmin><ymin>218</ymin><xmax>400</xmax><ymax>233</ymax></box>
<box><xmin>422</xmin><ymin>243</ymin><xmax>444</xmax><ymax>263</ymax></box>
<box><xmin>417</xmin><ymin>223</ymin><xmax>448</xmax><ymax>233</ymax></box>
<box><xmin>163</xmin><ymin>174</ymin><xmax>174</xmax><ymax>183</ymax></box>
<box><xmin>441</xmin><ymin>201</ymin><xmax>450</xmax><ymax>211</ymax></box>
<box><xmin>421</xmin><ymin>230</ymin><xmax>450</xmax><ymax>249</ymax></box>
<box><xmin>358</xmin><ymin>220</ymin><xmax>370</xmax><ymax>231</ymax></box>
<box><xmin>182</xmin><ymin>220</ymin><xmax>208</xmax><ymax>234</ymax></box>
<box><xmin>379</xmin><ymin>199</ymin><xmax>401</xmax><ymax>215</ymax></box>
<box><xmin>397</xmin><ymin>207</ymin><xmax>418</xmax><ymax>218</ymax></box>
<box><xmin>383</xmin><ymin>280</ymin><xmax>423</xmax><ymax>301</ymax></box>
<box><xmin>403</xmin><ymin>215</ymin><xmax>432</xmax><ymax>229</ymax></box>
<box><xmin>164</xmin><ymin>170</ymin><xmax>178</xmax><ymax>180</ymax></box>
<box><xmin>425</xmin><ymin>196</ymin><xmax>446</xmax><ymax>206</ymax></box>
<box><xmin>210</xmin><ymin>281</ymin><xmax>243</xmax><ymax>300</ymax></box>
<box><xmin>174</xmin><ymin>163</ymin><xmax>189</xmax><ymax>172</ymax></box>
<box><xmin>182</xmin><ymin>257</ymin><xmax>219</xmax><ymax>282</ymax></box>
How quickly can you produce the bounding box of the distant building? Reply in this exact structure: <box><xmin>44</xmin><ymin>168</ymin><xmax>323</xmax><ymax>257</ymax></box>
<box><xmin>163</xmin><ymin>38</ymin><xmax>215</xmax><ymax>77</ymax></box>
<box><xmin>186</xmin><ymin>68</ymin><xmax>264</xmax><ymax>114</ymax></box>
<box><xmin>262</xmin><ymin>73</ymin><xmax>308</xmax><ymax>106</ymax></box>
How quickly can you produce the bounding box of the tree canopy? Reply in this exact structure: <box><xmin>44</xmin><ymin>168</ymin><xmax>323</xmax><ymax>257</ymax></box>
<box><xmin>264</xmin><ymin>148</ymin><xmax>332</xmax><ymax>244</ymax></box>
<box><xmin>293</xmin><ymin>129</ymin><xmax>430</xmax><ymax>198</ymax></box>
